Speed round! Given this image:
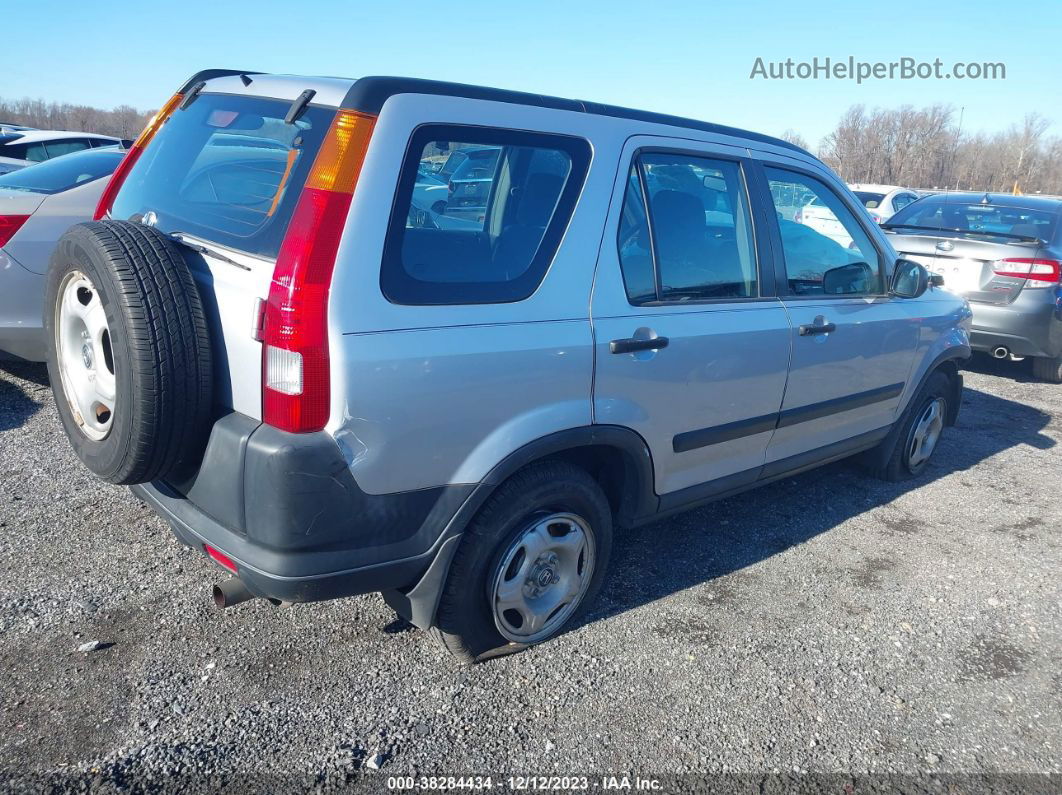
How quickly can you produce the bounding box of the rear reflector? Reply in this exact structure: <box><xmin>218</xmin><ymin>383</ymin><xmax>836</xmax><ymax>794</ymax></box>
<box><xmin>262</xmin><ymin>110</ymin><xmax>376</xmax><ymax>433</ymax></box>
<box><xmin>204</xmin><ymin>544</ymin><xmax>238</xmax><ymax>574</ymax></box>
<box><xmin>0</xmin><ymin>215</ymin><xmax>30</xmax><ymax>248</ymax></box>
<box><xmin>994</xmin><ymin>258</ymin><xmax>1061</xmax><ymax>286</ymax></box>
<box><xmin>94</xmin><ymin>91</ymin><xmax>184</xmax><ymax>220</ymax></box>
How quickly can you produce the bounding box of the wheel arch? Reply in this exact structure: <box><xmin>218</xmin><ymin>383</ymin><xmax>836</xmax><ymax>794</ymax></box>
<box><xmin>382</xmin><ymin>425</ymin><xmax>657</xmax><ymax>629</ymax></box>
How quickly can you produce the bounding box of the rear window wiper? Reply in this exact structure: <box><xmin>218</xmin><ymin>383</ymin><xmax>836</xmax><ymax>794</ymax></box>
<box><xmin>169</xmin><ymin>232</ymin><xmax>251</xmax><ymax>271</ymax></box>
<box><xmin>881</xmin><ymin>223</ymin><xmax>945</xmax><ymax>232</ymax></box>
<box><xmin>882</xmin><ymin>222</ymin><xmax>1040</xmax><ymax>243</ymax></box>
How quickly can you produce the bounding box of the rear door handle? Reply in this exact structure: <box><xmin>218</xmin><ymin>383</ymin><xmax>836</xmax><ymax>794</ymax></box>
<box><xmin>798</xmin><ymin>322</ymin><xmax>836</xmax><ymax>336</ymax></box>
<box><xmin>610</xmin><ymin>336</ymin><xmax>670</xmax><ymax>354</ymax></box>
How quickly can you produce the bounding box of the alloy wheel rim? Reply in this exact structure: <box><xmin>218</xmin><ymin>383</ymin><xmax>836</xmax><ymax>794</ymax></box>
<box><xmin>55</xmin><ymin>271</ymin><xmax>116</xmax><ymax>441</ymax></box>
<box><xmin>490</xmin><ymin>511</ymin><xmax>596</xmax><ymax>644</ymax></box>
<box><xmin>907</xmin><ymin>397</ymin><xmax>945</xmax><ymax>470</ymax></box>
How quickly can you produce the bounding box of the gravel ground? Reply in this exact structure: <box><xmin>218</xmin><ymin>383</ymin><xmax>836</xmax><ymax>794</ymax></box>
<box><xmin>0</xmin><ymin>356</ymin><xmax>1059</xmax><ymax>793</ymax></box>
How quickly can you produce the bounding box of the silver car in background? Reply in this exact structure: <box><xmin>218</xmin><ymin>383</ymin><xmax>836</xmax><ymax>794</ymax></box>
<box><xmin>884</xmin><ymin>193</ymin><xmax>1062</xmax><ymax>381</ymax></box>
<box><xmin>0</xmin><ymin>147</ymin><xmax>124</xmax><ymax>360</ymax></box>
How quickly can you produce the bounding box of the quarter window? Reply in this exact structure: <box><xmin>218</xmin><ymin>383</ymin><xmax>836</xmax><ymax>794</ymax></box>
<box><xmin>381</xmin><ymin>125</ymin><xmax>591</xmax><ymax>305</ymax></box>
<box><xmin>765</xmin><ymin>167</ymin><xmax>883</xmax><ymax>296</ymax></box>
<box><xmin>616</xmin><ymin>152</ymin><xmax>758</xmax><ymax>303</ymax></box>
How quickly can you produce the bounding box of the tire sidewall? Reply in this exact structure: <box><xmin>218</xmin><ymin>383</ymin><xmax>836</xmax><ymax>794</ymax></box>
<box><xmin>45</xmin><ymin>225</ymin><xmax>138</xmax><ymax>481</ymax></box>
<box><xmin>900</xmin><ymin>375</ymin><xmax>949</xmax><ymax>476</ymax></box>
<box><xmin>442</xmin><ymin>466</ymin><xmax>613</xmax><ymax>659</ymax></box>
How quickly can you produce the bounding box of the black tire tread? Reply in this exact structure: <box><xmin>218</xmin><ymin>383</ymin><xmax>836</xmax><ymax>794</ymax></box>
<box><xmin>432</xmin><ymin>460</ymin><xmax>612</xmax><ymax>664</ymax></box>
<box><xmin>48</xmin><ymin>221</ymin><xmax>212</xmax><ymax>484</ymax></box>
<box><xmin>1032</xmin><ymin>356</ymin><xmax>1062</xmax><ymax>383</ymax></box>
<box><xmin>866</xmin><ymin>371</ymin><xmax>950</xmax><ymax>482</ymax></box>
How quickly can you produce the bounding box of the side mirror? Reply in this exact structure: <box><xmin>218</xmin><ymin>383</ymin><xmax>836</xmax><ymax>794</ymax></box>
<box><xmin>822</xmin><ymin>261</ymin><xmax>874</xmax><ymax>294</ymax></box>
<box><xmin>891</xmin><ymin>259</ymin><xmax>930</xmax><ymax>298</ymax></box>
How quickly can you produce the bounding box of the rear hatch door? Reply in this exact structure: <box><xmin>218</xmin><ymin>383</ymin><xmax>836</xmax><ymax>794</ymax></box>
<box><xmin>107</xmin><ymin>87</ymin><xmax>341</xmax><ymax>419</ymax></box>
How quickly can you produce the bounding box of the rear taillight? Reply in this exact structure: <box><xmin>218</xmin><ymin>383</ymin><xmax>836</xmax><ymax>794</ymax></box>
<box><xmin>993</xmin><ymin>258</ymin><xmax>1062</xmax><ymax>287</ymax></box>
<box><xmin>93</xmin><ymin>91</ymin><xmax>184</xmax><ymax>220</ymax></box>
<box><xmin>0</xmin><ymin>215</ymin><xmax>30</xmax><ymax>248</ymax></box>
<box><xmin>793</xmin><ymin>208</ymin><xmax>803</xmax><ymax>223</ymax></box>
<box><xmin>262</xmin><ymin>110</ymin><xmax>376</xmax><ymax>433</ymax></box>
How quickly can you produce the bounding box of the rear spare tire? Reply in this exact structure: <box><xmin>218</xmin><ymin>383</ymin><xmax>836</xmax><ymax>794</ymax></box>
<box><xmin>44</xmin><ymin>221</ymin><xmax>213</xmax><ymax>485</ymax></box>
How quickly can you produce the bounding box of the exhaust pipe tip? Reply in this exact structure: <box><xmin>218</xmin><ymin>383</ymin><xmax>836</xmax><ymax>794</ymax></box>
<box><xmin>992</xmin><ymin>346</ymin><xmax>1009</xmax><ymax>359</ymax></box>
<box><xmin>213</xmin><ymin>578</ymin><xmax>254</xmax><ymax>609</ymax></box>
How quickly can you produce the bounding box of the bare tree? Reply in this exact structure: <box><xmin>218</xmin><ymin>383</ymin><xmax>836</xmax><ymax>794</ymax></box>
<box><xmin>0</xmin><ymin>96</ymin><xmax>154</xmax><ymax>138</ymax></box>
<box><xmin>780</xmin><ymin>128</ymin><xmax>809</xmax><ymax>150</ymax></box>
<box><xmin>818</xmin><ymin>103</ymin><xmax>1061</xmax><ymax>195</ymax></box>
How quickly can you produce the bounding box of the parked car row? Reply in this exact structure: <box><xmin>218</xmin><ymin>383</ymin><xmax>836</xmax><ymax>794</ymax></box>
<box><xmin>0</xmin><ymin>69</ymin><xmax>1056</xmax><ymax>667</ymax></box>
<box><xmin>0</xmin><ymin>129</ymin><xmax>131</xmax><ymax>173</ymax></box>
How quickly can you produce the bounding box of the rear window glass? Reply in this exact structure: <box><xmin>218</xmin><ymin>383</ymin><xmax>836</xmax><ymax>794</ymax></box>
<box><xmin>381</xmin><ymin>125</ymin><xmax>591</xmax><ymax>305</ymax></box>
<box><xmin>887</xmin><ymin>198</ymin><xmax>1058</xmax><ymax>242</ymax></box>
<box><xmin>0</xmin><ymin>148</ymin><xmax>123</xmax><ymax>194</ymax></box>
<box><xmin>110</xmin><ymin>93</ymin><xmax>334</xmax><ymax>259</ymax></box>
<box><xmin>853</xmin><ymin>191</ymin><xmax>885</xmax><ymax>208</ymax></box>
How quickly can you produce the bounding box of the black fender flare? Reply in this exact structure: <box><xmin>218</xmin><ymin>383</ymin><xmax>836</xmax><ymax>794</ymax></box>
<box><xmin>382</xmin><ymin>425</ymin><xmax>657</xmax><ymax>629</ymax></box>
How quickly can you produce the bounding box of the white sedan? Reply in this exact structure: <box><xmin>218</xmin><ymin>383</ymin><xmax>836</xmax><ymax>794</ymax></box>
<box><xmin>0</xmin><ymin>130</ymin><xmax>130</xmax><ymax>171</ymax></box>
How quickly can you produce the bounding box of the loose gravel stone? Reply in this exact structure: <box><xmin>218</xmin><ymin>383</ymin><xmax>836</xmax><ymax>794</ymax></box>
<box><xmin>1</xmin><ymin>355</ymin><xmax>1059</xmax><ymax>791</ymax></box>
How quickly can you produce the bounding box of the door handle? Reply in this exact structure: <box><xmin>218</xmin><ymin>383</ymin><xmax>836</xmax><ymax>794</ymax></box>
<box><xmin>798</xmin><ymin>322</ymin><xmax>836</xmax><ymax>336</ymax></box>
<box><xmin>610</xmin><ymin>336</ymin><xmax>670</xmax><ymax>354</ymax></box>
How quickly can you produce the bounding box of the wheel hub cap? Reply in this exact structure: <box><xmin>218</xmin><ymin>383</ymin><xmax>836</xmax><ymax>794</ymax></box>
<box><xmin>491</xmin><ymin>512</ymin><xmax>596</xmax><ymax>644</ymax></box>
<box><xmin>908</xmin><ymin>397</ymin><xmax>945</xmax><ymax>470</ymax></box>
<box><xmin>54</xmin><ymin>271</ymin><xmax>116</xmax><ymax>441</ymax></box>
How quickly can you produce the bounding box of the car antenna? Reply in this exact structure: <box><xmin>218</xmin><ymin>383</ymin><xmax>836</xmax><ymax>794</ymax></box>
<box><xmin>239</xmin><ymin>74</ymin><xmax>253</xmax><ymax>86</ymax></box>
<box><xmin>284</xmin><ymin>90</ymin><xmax>316</xmax><ymax>125</ymax></box>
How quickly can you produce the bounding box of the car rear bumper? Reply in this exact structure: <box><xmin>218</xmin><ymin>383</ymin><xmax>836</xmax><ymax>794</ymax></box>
<box><xmin>0</xmin><ymin>252</ymin><xmax>45</xmax><ymax>361</ymax></box>
<box><xmin>968</xmin><ymin>293</ymin><xmax>1062</xmax><ymax>358</ymax></box>
<box><xmin>131</xmin><ymin>413</ymin><xmax>473</xmax><ymax>603</ymax></box>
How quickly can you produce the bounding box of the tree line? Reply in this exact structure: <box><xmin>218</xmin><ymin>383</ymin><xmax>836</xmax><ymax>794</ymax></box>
<box><xmin>0</xmin><ymin>96</ymin><xmax>155</xmax><ymax>140</ymax></box>
<box><xmin>3</xmin><ymin>94</ymin><xmax>1060</xmax><ymax>196</ymax></box>
<box><xmin>784</xmin><ymin>105</ymin><xmax>1062</xmax><ymax>196</ymax></box>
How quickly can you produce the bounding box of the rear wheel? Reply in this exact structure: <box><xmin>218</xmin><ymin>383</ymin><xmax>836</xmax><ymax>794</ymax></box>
<box><xmin>44</xmin><ymin>221</ymin><xmax>213</xmax><ymax>485</ymax></box>
<box><xmin>1032</xmin><ymin>356</ymin><xmax>1062</xmax><ymax>383</ymax></box>
<box><xmin>431</xmin><ymin>461</ymin><xmax>613</xmax><ymax>663</ymax></box>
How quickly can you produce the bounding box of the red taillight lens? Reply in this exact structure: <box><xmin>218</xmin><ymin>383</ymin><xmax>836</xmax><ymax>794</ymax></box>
<box><xmin>993</xmin><ymin>258</ymin><xmax>1061</xmax><ymax>286</ymax></box>
<box><xmin>793</xmin><ymin>208</ymin><xmax>803</xmax><ymax>223</ymax></box>
<box><xmin>0</xmin><ymin>215</ymin><xmax>30</xmax><ymax>248</ymax></box>
<box><xmin>94</xmin><ymin>91</ymin><xmax>184</xmax><ymax>220</ymax></box>
<box><xmin>204</xmin><ymin>544</ymin><xmax>238</xmax><ymax>574</ymax></box>
<box><xmin>262</xmin><ymin>110</ymin><xmax>376</xmax><ymax>433</ymax></box>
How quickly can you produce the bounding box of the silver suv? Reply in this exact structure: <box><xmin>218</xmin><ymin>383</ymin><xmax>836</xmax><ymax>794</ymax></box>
<box><xmin>44</xmin><ymin>70</ymin><xmax>971</xmax><ymax>662</ymax></box>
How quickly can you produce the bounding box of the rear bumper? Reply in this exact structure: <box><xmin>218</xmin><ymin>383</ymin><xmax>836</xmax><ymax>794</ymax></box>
<box><xmin>132</xmin><ymin>413</ymin><xmax>473</xmax><ymax>603</ymax></box>
<box><xmin>0</xmin><ymin>252</ymin><xmax>45</xmax><ymax>361</ymax></box>
<box><xmin>968</xmin><ymin>293</ymin><xmax>1062</xmax><ymax>358</ymax></box>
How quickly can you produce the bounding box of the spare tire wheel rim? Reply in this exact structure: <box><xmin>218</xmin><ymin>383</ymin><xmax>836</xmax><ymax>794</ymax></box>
<box><xmin>490</xmin><ymin>511</ymin><xmax>596</xmax><ymax>644</ymax></box>
<box><xmin>55</xmin><ymin>270</ymin><xmax>116</xmax><ymax>441</ymax></box>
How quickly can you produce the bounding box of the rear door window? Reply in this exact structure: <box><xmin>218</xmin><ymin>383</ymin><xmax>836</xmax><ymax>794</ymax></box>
<box><xmin>617</xmin><ymin>151</ymin><xmax>758</xmax><ymax>303</ymax></box>
<box><xmin>381</xmin><ymin>125</ymin><xmax>591</xmax><ymax>305</ymax></box>
<box><xmin>109</xmin><ymin>93</ymin><xmax>335</xmax><ymax>259</ymax></box>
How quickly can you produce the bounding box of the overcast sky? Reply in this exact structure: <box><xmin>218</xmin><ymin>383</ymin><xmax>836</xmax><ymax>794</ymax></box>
<box><xmin>5</xmin><ymin>0</ymin><xmax>1057</xmax><ymax>147</ymax></box>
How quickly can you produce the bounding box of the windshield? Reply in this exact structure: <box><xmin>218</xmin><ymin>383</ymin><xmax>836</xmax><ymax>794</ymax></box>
<box><xmin>853</xmin><ymin>191</ymin><xmax>886</xmax><ymax>208</ymax></box>
<box><xmin>0</xmin><ymin>148</ymin><xmax>123</xmax><ymax>194</ymax></box>
<box><xmin>110</xmin><ymin>93</ymin><xmax>334</xmax><ymax>259</ymax></box>
<box><xmin>886</xmin><ymin>198</ymin><xmax>1058</xmax><ymax>242</ymax></box>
